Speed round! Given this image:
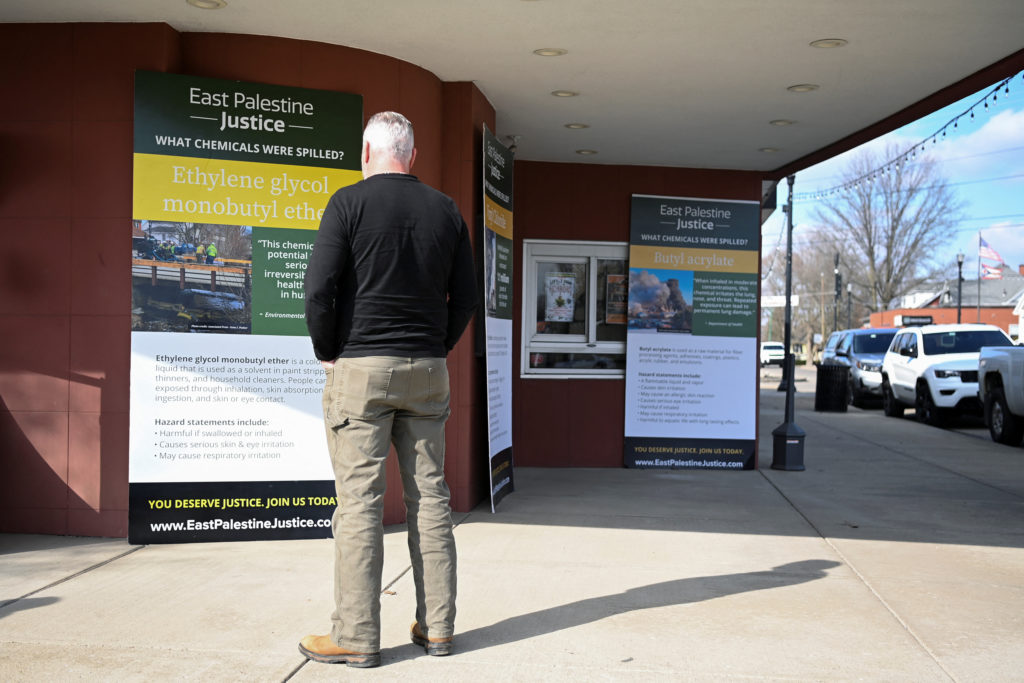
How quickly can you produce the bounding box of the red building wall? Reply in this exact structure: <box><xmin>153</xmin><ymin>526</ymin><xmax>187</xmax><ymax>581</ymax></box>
<box><xmin>440</xmin><ymin>82</ymin><xmax>495</xmax><ymax>514</ymax></box>
<box><xmin>1</xmin><ymin>23</ymin><xmax>767</xmax><ymax>537</ymax></box>
<box><xmin>1</xmin><ymin>24</ymin><xmax>182</xmax><ymax>537</ymax></box>
<box><xmin>0</xmin><ymin>23</ymin><xmax>492</xmax><ymax>536</ymax></box>
<box><xmin>511</xmin><ymin>162</ymin><xmax>764</xmax><ymax>467</ymax></box>
<box><xmin>870</xmin><ymin>307</ymin><xmax>1017</xmax><ymax>334</ymax></box>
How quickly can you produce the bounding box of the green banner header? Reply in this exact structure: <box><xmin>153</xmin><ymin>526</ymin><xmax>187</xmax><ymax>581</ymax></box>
<box><xmin>630</xmin><ymin>194</ymin><xmax>759</xmax><ymax>251</ymax></box>
<box><xmin>133</xmin><ymin>70</ymin><xmax>362</xmax><ymax>170</ymax></box>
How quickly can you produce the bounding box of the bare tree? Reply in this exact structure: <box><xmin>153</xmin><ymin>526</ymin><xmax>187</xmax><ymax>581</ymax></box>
<box><xmin>172</xmin><ymin>222</ymin><xmax>203</xmax><ymax>249</ymax></box>
<box><xmin>809</xmin><ymin>145</ymin><xmax>963</xmax><ymax>313</ymax></box>
<box><xmin>762</xmin><ymin>240</ymin><xmax>850</xmax><ymax>353</ymax></box>
<box><xmin>185</xmin><ymin>223</ymin><xmax>254</xmax><ymax>261</ymax></box>
<box><xmin>217</xmin><ymin>225</ymin><xmax>253</xmax><ymax>261</ymax></box>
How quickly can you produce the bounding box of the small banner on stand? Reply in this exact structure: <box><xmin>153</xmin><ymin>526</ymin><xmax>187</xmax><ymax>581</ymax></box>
<box><xmin>624</xmin><ymin>194</ymin><xmax>760</xmax><ymax>469</ymax></box>
<box><xmin>483</xmin><ymin>126</ymin><xmax>515</xmax><ymax>509</ymax></box>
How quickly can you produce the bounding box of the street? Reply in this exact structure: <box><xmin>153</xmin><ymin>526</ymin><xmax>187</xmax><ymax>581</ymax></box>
<box><xmin>759</xmin><ymin>364</ymin><xmax>995</xmax><ymax>443</ymax></box>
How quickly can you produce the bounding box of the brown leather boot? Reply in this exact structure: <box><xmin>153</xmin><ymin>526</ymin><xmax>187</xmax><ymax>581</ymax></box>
<box><xmin>298</xmin><ymin>634</ymin><xmax>381</xmax><ymax>668</ymax></box>
<box><xmin>410</xmin><ymin>622</ymin><xmax>453</xmax><ymax>656</ymax></box>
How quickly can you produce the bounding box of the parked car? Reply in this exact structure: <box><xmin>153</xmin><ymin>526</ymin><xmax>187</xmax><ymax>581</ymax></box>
<box><xmin>881</xmin><ymin>323</ymin><xmax>1014</xmax><ymax>426</ymax></box>
<box><xmin>133</xmin><ymin>236</ymin><xmax>157</xmax><ymax>258</ymax></box>
<box><xmin>760</xmin><ymin>341</ymin><xmax>785</xmax><ymax>367</ymax></box>
<box><xmin>823</xmin><ymin>327</ymin><xmax>898</xmax><ymax>407</ymax></box>
<box><xmin>978</xmin><ymin>345</ymin><xmax>1024</xmax><ymax>445</ymax></box>
<box><xmin>818</xmin><ymin>331</ymin><xmax>843</xmax><ymax>366</ymax></box>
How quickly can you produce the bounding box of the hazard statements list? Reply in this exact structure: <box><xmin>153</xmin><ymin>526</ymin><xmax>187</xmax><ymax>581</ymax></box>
<box><xmin>145</xmin><ymin>353</ymin><xmax>325</xmax><ymax>465</ymax></box>
<box><xmin>633</xmin><ymin>345</ymin><xmax>741</xmax><ymax>429</ymax></box>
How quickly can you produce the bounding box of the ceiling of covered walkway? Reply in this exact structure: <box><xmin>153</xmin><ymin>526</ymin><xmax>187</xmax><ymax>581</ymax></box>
<box><xmin>3</xmin><ymin>0</ymin><xmax>1023</xmax><ymax>176</ymax></box>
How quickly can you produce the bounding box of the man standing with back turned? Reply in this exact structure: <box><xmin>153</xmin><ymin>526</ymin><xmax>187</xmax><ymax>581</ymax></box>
<box><xmin>300</xmin><ymin>112</ymin><xmax>477</xmax><ymax>668</ymax></box>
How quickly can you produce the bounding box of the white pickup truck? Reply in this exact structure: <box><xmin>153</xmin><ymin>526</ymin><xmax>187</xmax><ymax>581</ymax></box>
<box><xmin>978</xmin><ymin>345</ymin><xmax>1024</xmax><ymax>445</ymax></box>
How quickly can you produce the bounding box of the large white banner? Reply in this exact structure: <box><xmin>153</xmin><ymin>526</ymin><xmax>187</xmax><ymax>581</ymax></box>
<box><xmin>129</xmin><ymin>71</ymin><xmax>362</xmax><ymax>542</ymax></box>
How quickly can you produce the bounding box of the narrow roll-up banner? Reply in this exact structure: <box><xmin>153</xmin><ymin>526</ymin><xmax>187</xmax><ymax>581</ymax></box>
<box><xmin>624</xmin><ymin>195</ymin><xmax>759</xmax><ymax>469</ymax></box>
<box><xmin>129</xmin><ymin>71</ymin><xmax>362</xmax><ymax>543</ymax></box>
<box><xmin>483</xmin><ymin>126</ymin><xmax>514</xmax><ymax>509</ymax></box>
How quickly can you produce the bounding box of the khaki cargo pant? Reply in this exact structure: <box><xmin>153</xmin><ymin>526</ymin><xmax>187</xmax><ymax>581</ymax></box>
<box><xmin>321</xmin><ymin>356</ymin><xmax>457</xmax><ymax>653</ymax></box>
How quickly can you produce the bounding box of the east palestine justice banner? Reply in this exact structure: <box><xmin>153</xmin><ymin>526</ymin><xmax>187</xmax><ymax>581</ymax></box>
<box><xmin>482</xmin><ymin>125</ymin><xmax>514</xmax><ymax>510</ymax></box>
<box><xmin>624</xmin><ymin>195</ymin><xmax>760</xmax><ymax>469</ymax></box>
<box><xmin>129</xmin><ymin>71</ymin><xmax>362</xmax><ymax>543</ymax></box>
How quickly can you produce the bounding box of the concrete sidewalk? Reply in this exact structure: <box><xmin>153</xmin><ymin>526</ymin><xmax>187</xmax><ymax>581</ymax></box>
<box><xmin>3</xmin><ymin>370</ymin><xmax>1024</xmax><ymax>680</ymax></box>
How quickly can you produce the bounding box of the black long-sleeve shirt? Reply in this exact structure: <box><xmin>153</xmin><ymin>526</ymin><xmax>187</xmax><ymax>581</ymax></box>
<box><xmin>304</xmin><ymin>173</ymin><xmax>478</xmax><ymax>361</ymax></box>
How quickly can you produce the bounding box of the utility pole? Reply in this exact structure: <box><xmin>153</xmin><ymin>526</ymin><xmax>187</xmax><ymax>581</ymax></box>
<box><xmin>846</xmin><ymin>282</ymin><xmax>852</xmax><ymax>329</ymax></box>
<box><xmin>977</xmin><ymin>234</ymin><xmax>982</xmax><ymax>323</ymax></box>
<box><xmin>819</xmin><ymin>271</ymin><xmax>825</xmax><ymax>346</ymax></box>
<box><xmin>833</xmin><ymin>252</ymin><xmax>841</xmax><ymax>330</ymax></box>
<box><xmin>957</xmin><ymin>252</ymin><xmax>965</xmax><ymax>323</ymax></box>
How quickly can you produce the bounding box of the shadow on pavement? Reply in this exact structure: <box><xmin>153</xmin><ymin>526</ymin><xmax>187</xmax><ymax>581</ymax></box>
<box><xmin>451</xmin><ymin>559</ymin><xmax>839</xmax><ymax>653</ymax></box>
<box><xmin>0</xmin><ymin>596</ymin><xmax>61</xmax><ymax>617</ymax></box>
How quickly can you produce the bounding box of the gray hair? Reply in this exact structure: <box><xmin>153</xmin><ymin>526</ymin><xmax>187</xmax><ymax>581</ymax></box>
<box><xmin>363</xmin><ymin>111</ymin><xmax>415</xmax><ymax>163</ymax></box>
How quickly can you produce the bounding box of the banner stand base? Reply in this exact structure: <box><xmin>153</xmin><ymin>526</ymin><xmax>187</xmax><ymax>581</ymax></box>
<box><xmin>770</xmin><ymin>423</ymin><xmax>806</xmax><ymax>471</ymax></box>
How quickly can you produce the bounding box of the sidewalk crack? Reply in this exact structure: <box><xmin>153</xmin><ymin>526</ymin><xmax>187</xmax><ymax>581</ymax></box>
<box><xmin>759</xmin><ymin>470</ymin><xmax>958</xmax><ymax>682</ymax></box>
<box><xmin>0</xmin><ymin>545</ymin><xmax>146</xmax><ymax>611</ymax></box>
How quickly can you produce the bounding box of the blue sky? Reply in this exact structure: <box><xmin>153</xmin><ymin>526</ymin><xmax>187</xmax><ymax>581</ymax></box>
<box><xmin>763</xmin><ymin>71</ymin><xmax>1024</xmax><ymax>280</ymax></box>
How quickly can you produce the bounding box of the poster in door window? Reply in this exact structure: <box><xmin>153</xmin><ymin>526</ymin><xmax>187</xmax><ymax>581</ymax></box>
<box><xmin>605</xmin><ymin>273</ymin><xmax>627</xmax><ymax>324</ymax></box>
<box><xmin>544</xmin><ymin>272</ymin><xmax>576</xmax><ymax>322</ymax></box>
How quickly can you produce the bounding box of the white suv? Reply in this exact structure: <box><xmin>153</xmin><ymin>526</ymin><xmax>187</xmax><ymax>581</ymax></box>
<box><xmin>760</xmin><ymin>341</ymin><xmax>785</xmax><ymax>367</ymax></box>
<box><xmin>881</xmin><ymin>323</ymin><xmax>1013</xmax><ymax>426</ymax></box>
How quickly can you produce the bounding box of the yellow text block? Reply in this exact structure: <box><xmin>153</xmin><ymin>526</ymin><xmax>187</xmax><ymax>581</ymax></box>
<box><xmin>133</xmin><ymin>153</ymin><xmax>362</xmax><ymax>230</ymax></box>
<box><xmin>484</xmin><ymin>196</ymin><xmax>513</xmax><ymax>240</ymax></box>
<box><xmin>629</xmin><ymin>245</ymin><xmax>758</xmax><ymax>274</ymax></box>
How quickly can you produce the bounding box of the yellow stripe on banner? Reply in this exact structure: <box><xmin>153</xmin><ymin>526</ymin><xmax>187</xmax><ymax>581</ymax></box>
<box><xmin>484</xmin><ymin>196</ymin><xmax>513</xmax><ymax>240</ymax></box>
<box><xmin>132</xmin><ymin>154</ymin><xmax>362</xmax><ymax>230</ymax></box>
<box><xmin>629</xmin><ymin>245</ymin><xmax>758</xmax><ymax>273</ymax></box>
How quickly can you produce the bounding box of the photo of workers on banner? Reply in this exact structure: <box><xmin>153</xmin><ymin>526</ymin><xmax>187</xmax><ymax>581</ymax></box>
<box><xmin>131</xmin><ymin>220</ymin><xmax>253</xmax><ymax>334</ymax></box>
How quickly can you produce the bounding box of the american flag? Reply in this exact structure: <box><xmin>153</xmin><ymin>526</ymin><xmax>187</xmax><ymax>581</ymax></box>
<box><xmin>982</xmin><ymin>263</ymin><xmax>1003</xmax><ymax>280</ymax></box>
<box><xmin>979</xmin><ymin>235</ymin><xmax>1003</xmax><ymax>263</ymax></box>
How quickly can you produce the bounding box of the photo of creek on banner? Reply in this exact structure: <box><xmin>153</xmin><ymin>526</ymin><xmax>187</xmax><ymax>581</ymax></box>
<box><xmin>129</xmin><ymin>71</ymin><xmax>362</xmax><ymax>543</ymax></box>
<box><xmin>624</xmin><ymin>195</ymin><xmax>759</xmax><ymax>469</ymax></box>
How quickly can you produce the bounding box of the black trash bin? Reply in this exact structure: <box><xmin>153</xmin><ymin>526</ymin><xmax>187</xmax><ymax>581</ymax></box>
<box><xmin>814</xmin><ymin>364</ymin><xmax>850</xmax><ymax>412</ymax></box>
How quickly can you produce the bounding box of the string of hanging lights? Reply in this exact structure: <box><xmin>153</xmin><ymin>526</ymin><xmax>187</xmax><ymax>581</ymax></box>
<box><xmin>794</xmin><ymin>71</ymin><xmax>1023</xmax><ymax>201</ymax></box>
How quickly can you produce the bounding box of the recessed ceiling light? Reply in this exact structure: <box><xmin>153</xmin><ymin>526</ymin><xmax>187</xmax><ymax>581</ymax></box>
<box><xmin>770</xmin><ymin>119</ymin><xmax>796</xmax><ymax>126</ymax></box>
<box><xmin>565</xmin><ymin>123</ymin><xmax>589</xmax><ymax>129</ymax></box>
<box><xmin>187</xmin><ymin>0</ymin><xmax>227</xmax><ymax>8</ymax></box>
<box><xmin>551</xmin><ymin>90</ymin><xmax>579</xmax><ymax>97</ymax></box>
<box><xmin>576</xmin><ymin>149</ymin><xmax>598</xmax><ymax>155</ymax></box>
<box><xmin>787</xmin><ymin>84</ymin><xmax>819</xmax><ymax>93</ymax></box>
<box><xmin>759</xmin><ymin>147</ymin><xmax>780</xmax><ymax>153</ymax></box>
<box><xmin>533</xmin><ymin>48</ymin><xmax>568</xmax><ymax>57</ymax></box>
<box><xmin>810</xmin><ymin>38</ymin><xmax>848</xmax><ymax>48</ymax></box>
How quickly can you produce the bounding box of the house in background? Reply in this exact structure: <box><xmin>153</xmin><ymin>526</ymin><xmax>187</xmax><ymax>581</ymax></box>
<box><xmin>871</xmin><ymin>267</ymin><xmax>1024</xmax><ymax>338</ymax></box>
